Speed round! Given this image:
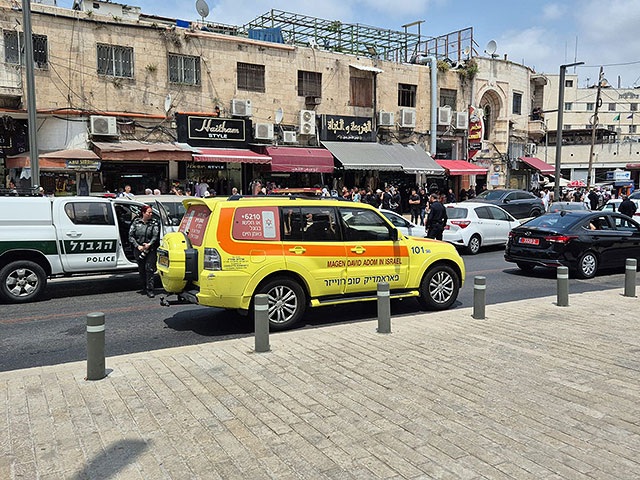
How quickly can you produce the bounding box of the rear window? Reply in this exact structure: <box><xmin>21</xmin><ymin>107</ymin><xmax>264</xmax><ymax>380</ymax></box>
<box><xmin>446</xmin><ymin>207</ymin><xmax>468</xmax><ymax>219</ymax></box>
<box><xmin>523</xmin><ymin>213</ymin><xmax>579</xmax><ymax>230</ymax></box>
<box><xmin>476</xmin><ymin>190</ymin><xmax>505</xmax><ymax>201</ymax></box>
<box><xmin>232</xmin><ymin>207</ymin><xmax>281</xmax><ymax>241</ymax></box>
<box><xmin>163</xmin><ymin>202</ymin><xmax>186</xmax><ymax>226</ymax></box>
<box><xmin>179</xmin><ymin>204</ymin><xmax>211</xmax><ymax>246</ymax></box>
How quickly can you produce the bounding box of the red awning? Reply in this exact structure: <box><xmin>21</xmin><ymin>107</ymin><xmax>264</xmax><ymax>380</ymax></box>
<box><xmin>265</xmin><ymin>146</ymin><xmax>334</xmax><ymax>173</ymax></box>
<box><xmin>192</xmin><ymin>148</ymin><xmax>271</xmax><ymax>164</ymax></box>
<box><xmin>518</xmin><ymin>156</ymin><xmax>555</xmax><ymax>174</ymax></box>
<box><xmin>626</xmin><ymin>163</ymin><xmax>640</xmax><ymax>170</ymax></box>
<box><xmin>92</xmin><ymin>141</ymin><xmax>193</xmax><ymax>161</ymax></box>
<box><xmin>435</xmin><ymin>160</ymin><xmax>488</xmax><ymax>176</ymax></box>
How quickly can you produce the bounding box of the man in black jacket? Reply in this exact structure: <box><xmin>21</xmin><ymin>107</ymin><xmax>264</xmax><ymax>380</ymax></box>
<box><xmin>588</xmin><ymin>189</ymin><xmax>599</xmax><ymax>210</ymax></box>
<box><xmin>426</xmin><ymin>194</ymin><xmax>448</xmax><ymax>240</ymax></box>
<box><xmin>618</xmin><ymin>196</ymin><xmax>637</xmax><ymax>218</ymax></box>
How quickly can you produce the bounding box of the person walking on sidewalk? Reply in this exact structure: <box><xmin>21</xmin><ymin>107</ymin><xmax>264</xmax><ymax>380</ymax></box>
<box><xmin>425</xmin><ymin>193</ymin><xmax>448</xmax><ymax>240</ymax></box>
<box><xmin>619</xmin><ymin>195</ymin><xmax>637</xmax><ymax>218</ymax></box>
<box><xmin>129</xmin><ymin>205</ymin><xmax>160</xmax><ymax>298</ymax></box>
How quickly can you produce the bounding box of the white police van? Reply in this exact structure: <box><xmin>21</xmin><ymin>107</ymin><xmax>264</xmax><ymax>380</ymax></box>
<box><xmin>0</xmin><ymin>195</ymin><xmax>172</xmax><ymax>303</ymax></box>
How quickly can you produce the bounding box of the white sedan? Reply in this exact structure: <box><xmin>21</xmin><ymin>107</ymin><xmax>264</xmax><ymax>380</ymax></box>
<box><xmin>443</xmin><ymin>202</ymin><xmax>521</xmax><ymax>254</ymax></box>
<box><xmin>380</xmin><ymin>209</ymin><xmax>426</xmax><ymax>237</ymax></box>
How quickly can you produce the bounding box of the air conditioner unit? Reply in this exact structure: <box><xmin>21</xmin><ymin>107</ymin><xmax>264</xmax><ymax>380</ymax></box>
<box><xmin>305</xmin><ymin>96</ymin><xmax>322</xmax><ymax>106</ymax></box>
<box><xmin>299</xmin><ymin>109</ymin><xmax>316</xmax><ymax>135</ymax></box>
<box><xmin>231</xmin><ymin>99</ymin><xmax>252</xmax><ymax>117</ymax></box>
<box><xmin>254</xmin><ymin>123</ymin><xmax>274</xmax><ymax>140</ymax></box>
<box><xmin>455</xmin><ymin>111</ymin><xmax>469</xmax><ymax>130</ymax></box>
<box><xmin>378</xmin><ymin>111</ymin><xmax>394</xmax><ymax>127</ymax></box>
<box><xmin>283</xmin><ymin>131</ymin><xmax>297</xmax><ymax>144</ymax></box>
<box><xmin>526</xmin><ymin>143</ymin><xmax>537</xmax><ymax>155</ymax></box>
<box><xmin>89</xmin><ymin>115</ymin><xmax>118</xmax><ymax>136</ymax></box>
<box><xmin>438</xmin><ymin>106</ymin><xmax>452</xmax><ymax>126</ymax></box>
<box><xmin>399</xmin><ymin>108</ymin><xmax>416</xmax><ymax>128</ymax></box>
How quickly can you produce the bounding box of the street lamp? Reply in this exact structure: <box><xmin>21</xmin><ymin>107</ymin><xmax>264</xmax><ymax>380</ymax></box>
<box><xmin>554</xmin><ymin>61</ymin><xmax>584</xmax><ymax>201</ymax></box>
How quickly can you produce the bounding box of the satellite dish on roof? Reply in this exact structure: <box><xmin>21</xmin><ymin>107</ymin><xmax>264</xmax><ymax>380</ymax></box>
<box><xmin>195</xmin><ymin>0</ymin><xmax>209</xmax><ymax>20</ymax></box>
<box><xmin>463</xmin><ymin>46</ymin><xmax>470</xmax><ymax>57</ymax></box>
<box><xmin>164</xmin><ymin>94</ymin><xmax>172</xmax><ymax>114</ymax></box>
<box><xmin>275</xmin><ymin>108</ymin><xmax>283</xmax><ymax>124</ymax></box>
<box><xmin>485</xmin><ymin>40</ymin><xmax>497</xmax><ymax>56</ymax></box>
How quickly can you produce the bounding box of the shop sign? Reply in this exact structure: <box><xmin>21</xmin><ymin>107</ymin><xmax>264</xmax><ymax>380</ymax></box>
<box><xmin>176</xmin><ymin>113</ymin><xmax>251</xmax><ymax>148</ymax></box>
<box><xmin>490</xmin><ymin>173</ymin><xmax>500</xmax><ymax>186</ymax></box>
<box><xmin>467</xmin><ymin>106</ymin><xmax>484</xmax><ymax>160</ymax></box>
<box><xmin>188</xmin><ymin>162</ymin><xmax>226</xmax><ymax>170</ymax></box>
<box><xmin>65</xmin><ymin>159</ymin><xmax>101</xmax><ymax>170</ymax></box>
<box><xmin>319</xmin><ymin>115</ymin><xmax>375</xmax><ymax>142</ymax></box>
<box><xmin>606</xmin><ymin>170</ymin><xmax>630</xmax><ymax>181</ymax></box>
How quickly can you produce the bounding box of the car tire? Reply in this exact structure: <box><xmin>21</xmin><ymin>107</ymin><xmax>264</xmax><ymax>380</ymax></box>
<box><xmin>530</xmin><ymin>209</ymin><xmax>542</xmax><ymax>217</ymax></box>
<box><xmin>576</xmin><ymin>251</ymin><xmax>598</xmax><ymax>279</ymax></box>
<box><xmin>516</xmin><ymin>261</ymin><xmax>536</xmax><ymax>272</ymax></box>
<box><xmin>0</xmin><ymin>260</ymin><xmax>47</xmax><ymax>303</ymax></box>
<box><xmin>466</xmin><ymin>234</ymin><xmax>481</xmax><ymax>255</ymax></box>
<box><xmin>255</xmin><ymin>276</ymin><xmax>306</xmax><ymax>330</ymax></box>
<box><xmin>418</xmin><ymin>265</ymin><xmax>459</xmax><ymax>310</ymax></box>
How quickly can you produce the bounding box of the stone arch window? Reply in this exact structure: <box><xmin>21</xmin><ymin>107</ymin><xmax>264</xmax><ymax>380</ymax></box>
<box><xmin>479</xmin><ymin>89</ymin><xmax>503</xmax><ymax>143</ymax></box>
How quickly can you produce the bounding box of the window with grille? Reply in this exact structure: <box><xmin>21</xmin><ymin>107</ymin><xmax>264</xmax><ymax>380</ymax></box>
<box><xmin>237</xmin><ymin>62</ymin><xmax>265</xmax><ymax>92</ymax></box>
<box><xmin>564</xmin><ymin>102</ymin><xmax>572</xmax><ymax>111</ymax></box>
<box><xmin>586</xmin><ymin>103</ymin><xmax>594</xmax><ymax>111</ymax></box>
<box><xmin>631</xmin><ymin>103</ymin><xmax>638</xmax><ymax>112</ymax></box>
<box><xmin>97</xmin><ymin>43</ymin><xmax>134</xmax><ymax>78</ymax></box>
<box><xmin>439</xmin><ymin>88</ymin><xmax>456</xmax><ymax>108</ymax></box>
<box><xmin>398</xmin><ymin>83</ymin><xmax>417</xmax><ymax>107</ymax></box>
<box><xmin>608</xmin><ymin>103</ymin><xmax>616</xmax><ymax>111</ymax></box>
<box><xmin>3</xmin><ymin>31</ymin><xmax>48</xmax><ymax>68</ymax></box>
<box><xmin>298</xmin><ymin>70</ymin><xmax>322</xmax><ymax>97</ymax></box>
<box><xmin>629</xmin><ymin>125</ymin><xmax>637</xmax><ymax>134</ymax></box>
<box><xmin>168</xmin><ymin>54</ymin><xmax>201</xmax><ymax>86</ymax></box>
<box><xmin>512</xmin><ymin>92</ymin><xmax>522</xmax><ymax>115</ymax></box>
<box><xmin>350</xmin><ymin>76</ymin><xmax>373</xmax><ymax>107</ymax></box>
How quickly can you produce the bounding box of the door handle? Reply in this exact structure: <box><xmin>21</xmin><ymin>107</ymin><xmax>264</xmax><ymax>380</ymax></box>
<box><xmin>351</xmin><ymin>246</ymin><xmax>366</xmax><ymax>254</ymax></box>
<box><xmin>288</xmin><ymin>246</ymin><xmax>306</xmax><ymax>255</ymax></box>
<box><xmin>65</xmin><ymin>231</ymin><xmax>82</xmax><ymax>238</ymax></box>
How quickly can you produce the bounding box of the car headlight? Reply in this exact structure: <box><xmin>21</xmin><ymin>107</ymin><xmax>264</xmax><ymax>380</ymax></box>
<box><xmin>203</xmin><ymin>247</ymin><xmax>222</xmax><ymax>270</ymax></box>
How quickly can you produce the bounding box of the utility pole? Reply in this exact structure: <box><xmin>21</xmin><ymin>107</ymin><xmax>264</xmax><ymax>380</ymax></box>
<box><xmin>587</xmin><ymin>67</ymin><xmax>604</xmax><ymax>188</ymax></box>
<box><xmin>554</xmin><ymin>61</ymin><xmax>584</xmax><ymax>201</ymax></box>
<box><xmin>22</xmin><ymin>0</ymin><xmax>39</xmax><ymax>188</ymax></box>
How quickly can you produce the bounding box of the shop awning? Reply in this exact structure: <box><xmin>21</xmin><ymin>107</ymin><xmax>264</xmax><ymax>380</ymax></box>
<box><xmin>92</xmin><ymin>141</ymin><xmax>193</xmax><ymax>161</ymax></box>
<box><xmin>6</xmin><ymin>150</ymin><xmax>101</xmax><ymax>170</ymax></box>
<box><xmin>435</xmin><ymin>160</ymin><xmax>488</xmax><ymax>176</ymax></box>
<box><xmin>626</xmin><ymin>163</ymin><xmax>640</xmax><ymax>170</ymax></box>
<box><xmin>518</xmin><ymin>156</ymin><xmax>555</xmax><ymax>174</ymax></box>
<box><xmin>322</xmin><ymin>141</ymin><xmax>444</xmax><ymax>175</ymax></box>
<box><xmin>192</xmin><ymin>148</ymin><xmax>271</xmax><ymax>164</ymax></box>
<box><xmin>264</xmin><ymin>146</ymin><xmax>334</xmax><ymax>173</ymax></box>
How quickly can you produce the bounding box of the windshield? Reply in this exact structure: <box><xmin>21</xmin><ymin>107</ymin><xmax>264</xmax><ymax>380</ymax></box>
<box><xmin>446</xmin><ymin>207</ymin><xmax>468</xmax><ymax>219</ymax></box>
<box><xmin>522</xmin><ymin>213</ymin><xmax>580</xmax><ymax>230</ymax></box>
<box><xmin>476</xmin><ymin>190</ymin><xmax>505</xmax><ymax>201</ymax></box>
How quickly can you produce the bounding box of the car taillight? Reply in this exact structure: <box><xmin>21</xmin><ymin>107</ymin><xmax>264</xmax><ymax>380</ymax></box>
<box><xmin>508</xmin><ymin>231</ymin><xmax>515</xmax><ymax>238</ymax></box>
<box><xmin>203</xmin><ymin>248</ymin><xmax>222</xmax><ymax>270</ymax></box>
<box><xmin>544</xmin><ymin>235</ymin><xmax>577</xmax><ymax>244</ymax></box>
<box><xmin>450</xmin><ymin>220</ymin><xmax>471</xmax><ymax>229</ymax></box>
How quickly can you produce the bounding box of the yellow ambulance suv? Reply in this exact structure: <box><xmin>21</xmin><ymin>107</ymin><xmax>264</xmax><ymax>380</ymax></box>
<box><xmin>157</xmin><ymin>196</ymin><xmax>465</xmax><ymax>329</ymax></box>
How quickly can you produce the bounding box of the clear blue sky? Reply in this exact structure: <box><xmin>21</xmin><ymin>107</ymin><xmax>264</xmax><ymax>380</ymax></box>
<box><xmin>59</xmin><ymin>0</ymin><xmax>640</xmax><ymax>87</ymax></box>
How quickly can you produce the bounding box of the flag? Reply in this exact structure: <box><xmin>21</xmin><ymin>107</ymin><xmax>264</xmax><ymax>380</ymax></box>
<box><xmin>628</xmin><ymin>113</ymin><xmax>634</xmax><ymax>119</ymax></box>
<box><xmin>613</xmin><ymin>114</ymin><xmax>620</xmax><ymax>121</ymax></box>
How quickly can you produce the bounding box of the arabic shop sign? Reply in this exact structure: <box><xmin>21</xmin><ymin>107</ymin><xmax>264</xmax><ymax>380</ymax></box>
<box><xmin>467</xmin><ymin>105</ymin><xmax>484</xmax><ymax>160</ymax></box>
<box><xmin>320</xmin><ymin>115</ymin><xmax>375</xmax><ymax>142</ymax></box>
<box><xmin>65</xmin><ymin>159</ymin><xmax>101</xmax><ymax>170</ymax></box>
<box><xmin>176</xmin><ymin>113</ymin><xmax>251</xmax><ymax>147</ymax></box>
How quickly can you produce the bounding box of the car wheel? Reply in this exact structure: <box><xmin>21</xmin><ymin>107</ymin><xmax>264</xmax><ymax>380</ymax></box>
<box><xmin>0</xmin><ymin>260</ymin><xmax>47</xmax><ymax>303</ymax></box>
<box><xmin>516</xmin><ymin>261</ymin><xmax>536</xmax><ymax>272</ymax></box>
<box><xmin>466</xmin><ymin>234</ymin><xmax>481</xmax><ymax>255</ymax></box>
<box><xmin>577</xmin><ymin>252</ymin><xmax>598</xmax><ymax>279</ymax></box>
<box><xmin>530</xmin><ymin>209</ymin><xmax>542</xmax><ymax>217</ymax></box>
<box><xmin>418</xmin><ymin>265</ymin><xmax>459</xmax><ymax>310</ymax></box>
<box><xmin>255</xmin><ymin>277</ymin><xmax>306</xmax><ymax>330</ymax></box>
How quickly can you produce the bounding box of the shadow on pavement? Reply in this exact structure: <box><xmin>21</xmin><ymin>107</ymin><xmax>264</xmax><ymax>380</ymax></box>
<box><xmin>70</xmin><ymin>439</ymin><xmax>148</xmax><ymax>480</ymax></box>
<box><xmin>39</xmin><ymin>273</ymin><xmax>142</xmax><ymax>302</ymax></box>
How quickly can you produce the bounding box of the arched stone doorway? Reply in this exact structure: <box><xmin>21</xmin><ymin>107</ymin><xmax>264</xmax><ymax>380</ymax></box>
<box><xmin>479</xmin><ymin>89</ymin><xmax>503</xmax><ymax>143</ymax></box>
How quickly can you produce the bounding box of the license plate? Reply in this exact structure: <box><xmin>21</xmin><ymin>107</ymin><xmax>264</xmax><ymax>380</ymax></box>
<box><xmin>518</xmin><ymin>237</ymin><xmax>539</xmax><ymax>245</ymax></box>
<box><xmin>158</xmin><ymin>254</ymin><xmax>169</xmax><ymax>267</ymax></box>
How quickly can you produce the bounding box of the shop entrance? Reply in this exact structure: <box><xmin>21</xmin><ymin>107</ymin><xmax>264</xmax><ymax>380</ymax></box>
<box><xmin>101</xmin><ymin>162</ymin><xmax>168</xmax><ymax>195</ymax></box>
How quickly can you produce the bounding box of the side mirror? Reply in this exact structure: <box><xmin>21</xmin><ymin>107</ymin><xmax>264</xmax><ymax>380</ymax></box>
<box><xmin>391</xmin><ymin>228</ymin><xmax>399</xmax><ymax>241</ymax></box>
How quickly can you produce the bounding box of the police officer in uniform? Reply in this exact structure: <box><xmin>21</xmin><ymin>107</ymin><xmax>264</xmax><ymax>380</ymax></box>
<box><xmin>129</xmin><ymin>205</ymin><xmax>160</xmax><ymax>297</ymax></box>
<box><xmin>425</xmin><ymin>193</ymin><xmax>448</xmax><ymax>240</ymax></box>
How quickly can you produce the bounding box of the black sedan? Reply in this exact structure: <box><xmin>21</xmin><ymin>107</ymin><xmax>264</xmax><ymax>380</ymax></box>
<box><xmin>505</xmin><ymin>211</ymin><xmax>640</xmax><ymax>278</ymax></box>
<box><xmin>470</xmin><ymin>189</ymin><xmax>545</xmax><ymax>219</ymax></box>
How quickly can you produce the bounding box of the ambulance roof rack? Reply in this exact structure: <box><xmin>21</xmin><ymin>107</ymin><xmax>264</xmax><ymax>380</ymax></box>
<box><xmin>227</xmin><ymin>194</ymin><xmax>351</xmax><ymax>202</ymax></box>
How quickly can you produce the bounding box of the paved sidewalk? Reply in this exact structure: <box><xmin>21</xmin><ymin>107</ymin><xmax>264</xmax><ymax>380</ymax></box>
<box><xmin>1</xmin><ymin>289</ymin><xmax>639</xmax><ymax>480</ymax></box>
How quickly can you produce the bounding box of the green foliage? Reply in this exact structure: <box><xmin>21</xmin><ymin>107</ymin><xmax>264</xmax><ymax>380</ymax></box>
<box><xmin>437</xmin><ymin>60</ymin><xmax>450</xmax><ymax>73</ymax></box>
<box><xmin>145</xmin><ymin>64</ymin><xmax>158</xmax><ymax>73</ymax></box>
<box><xmin>457</xmin><ymin>59</ymin><xmax>479</xmax><ymax>80</ymax></box>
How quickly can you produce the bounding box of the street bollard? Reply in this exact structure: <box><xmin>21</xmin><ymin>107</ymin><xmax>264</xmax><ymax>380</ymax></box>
<box><xmin>254</xmin><ymin>294</ymin><xmax>270</xmax><ymax>353</ymax></box>
<box><xmin>624</xmin><ymin>258</ymin><xmax>637</xmax><ymax>298</ymax></box>
<box><xmin>377</xmin><ymin>282</ymin><xmax>391</xmax><ymax>334</ymax></box>
<box><xmin>557</xmin><ymin>266</ymin><xmax>569</xmax><ymax>307</ymax></box>
<box><xmin>472</xmin><ymin>276</ymin><xmax>486</xmax><ymax>320</ymax></box>
<box><xmin>86</xmin><ymin>312</ymin><xmax>106</xmax><ymax>381</ymax></box>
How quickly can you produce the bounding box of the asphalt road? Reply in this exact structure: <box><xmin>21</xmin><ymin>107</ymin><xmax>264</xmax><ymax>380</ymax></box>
<box><xmin>1</xmin><ymin>246</ymin><xmax>636</xmax><ymax>372</ymax></box>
